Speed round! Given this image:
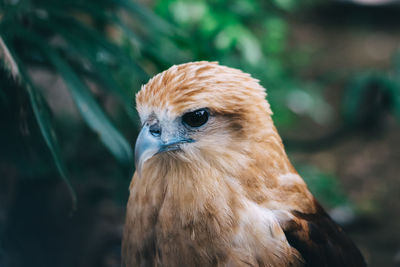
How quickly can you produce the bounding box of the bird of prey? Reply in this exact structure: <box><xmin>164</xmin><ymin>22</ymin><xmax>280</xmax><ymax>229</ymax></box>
<box><xmin>122</xmin><ymin>61</ymin><xmax>366</xmax><ymax>267</ymax></box>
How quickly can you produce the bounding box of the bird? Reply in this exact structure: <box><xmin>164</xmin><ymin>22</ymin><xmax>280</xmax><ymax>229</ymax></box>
<box><xmin>122</xmin><ymin>61</ymin><xmax>366</xmax><ymax>267</ymax></box>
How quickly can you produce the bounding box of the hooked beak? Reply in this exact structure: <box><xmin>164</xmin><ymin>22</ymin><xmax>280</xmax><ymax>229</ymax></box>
<box><xmin>134</xmin><ymin>122</ymin><xmax>193</xmax><ymax>176</ymax></box>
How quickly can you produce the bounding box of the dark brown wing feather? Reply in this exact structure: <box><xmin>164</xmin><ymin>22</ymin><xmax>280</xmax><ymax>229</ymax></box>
<box><xmin>282</xmin><ymin>200</ymin><xmax>366</xmax><ymax>267</ymax></box>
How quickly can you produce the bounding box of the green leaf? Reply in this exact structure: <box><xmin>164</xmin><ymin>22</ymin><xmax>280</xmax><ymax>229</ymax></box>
<box><xmin>33</xmin><ymin>17</ymin><xmax>137</xmax><ymax>121</ymax></box>
<box><xmin>45</xmin><ymin>47</ymin><xmax>133</xmax><ymax>166</ymax></box>
<box><xmin>112</xmin><ymin>0</ymin><xmax>179</xmax><ymax>36</ymax></box>
<box><xmin>16</xmin><ymin>28</ymin><xmax>133</xmax><ymax>167</ymax></box>
<box><xmin>1</xmin><ymin>36</ymin><xmax>77</xmax><ymax>209</ymax></box>
<box><xmin>41</xmin><ymin>10</ymin><xmax>147</xmax><ymax>78</ymax></box>
<box><xmin>0</xmin><ymin>37</ymin><xmax>20</xmax><ymax>79</ymax></box>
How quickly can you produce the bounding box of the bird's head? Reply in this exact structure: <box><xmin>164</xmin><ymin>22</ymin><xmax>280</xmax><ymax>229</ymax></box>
<box><xmin>134</xmin><ymin>61</ymin><xmax>279</xmax><ymax>177</ymax></box>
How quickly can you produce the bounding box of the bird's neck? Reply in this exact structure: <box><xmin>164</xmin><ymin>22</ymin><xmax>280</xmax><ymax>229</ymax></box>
<box><xmin>129</xmin><ymin>121</ymin><xmax>314</xmax><ymax>220</ymax></box>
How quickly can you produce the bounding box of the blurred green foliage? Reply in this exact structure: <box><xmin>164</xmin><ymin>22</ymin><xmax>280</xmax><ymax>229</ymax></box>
<box><xmin>298</xmin><ymin>165</ymin><xmax>348</xmax><ymax>208</ymax></box>
<box><xmin>1</xmin><ymin>0</ymin><xmax>400</xmax><ymax>210</ymax></box>
<box><xmin>0</xmin><ymin>0</ymin><xmax>176</xmax><ymax>200</ymax></box>
<box><xmin>342</xmin><ymin>62</ymin><xmax>400</xmax><ymax>128</ymax></box>
<box><xmin>154</xmin><ymin>0</ymin><xmax>333</xmax><ymax>128</ymax></box>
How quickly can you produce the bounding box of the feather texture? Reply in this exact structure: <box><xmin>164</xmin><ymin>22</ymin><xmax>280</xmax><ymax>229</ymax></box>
<box><xmin>280</xmin><ymin>200</ymin><xmax>366</xmax><ymax>267</ymax></box>
<box><xmin>122</xmin><ymin>61</ymin><xmax>366</xmax><ymax>267</ymax></box>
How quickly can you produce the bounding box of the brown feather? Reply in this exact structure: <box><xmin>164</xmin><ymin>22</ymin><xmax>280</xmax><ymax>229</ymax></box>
<box><xmin>122</xmin><ymin>61</ymin><xmax>365</xmax><ymax>267</ymax></box>
<box><xmin>281</xmin><ymin>199</ymin><xmax>366</xmax><ymax>267</ymax></box>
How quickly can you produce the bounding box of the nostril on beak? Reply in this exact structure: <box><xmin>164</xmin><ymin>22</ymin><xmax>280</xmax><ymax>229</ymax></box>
<box><xmin>149</xmin><ymin>123</ymin><xmax>161</xmax><ymax>137</ymax></box>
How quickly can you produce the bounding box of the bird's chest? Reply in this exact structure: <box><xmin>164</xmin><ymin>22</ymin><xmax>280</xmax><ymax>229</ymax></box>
<box><xmin>125</xmin><ymin>190</ymin><xmax>235</xmax><ymax>266</ymax></box>
<box><xmin>124</xmin><ymin>187</ymin><xmax>299</xmax><ymax>267</ymax></box>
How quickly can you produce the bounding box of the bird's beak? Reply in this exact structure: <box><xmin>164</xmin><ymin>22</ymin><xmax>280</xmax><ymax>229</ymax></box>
<box><xmin>134</xmin><ymin>122</ymin><xmax>193</xmax><ymax>176</ymax></box>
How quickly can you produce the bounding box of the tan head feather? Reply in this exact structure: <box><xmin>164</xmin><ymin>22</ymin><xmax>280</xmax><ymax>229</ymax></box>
<box><xmin>136</xmin><ymin>61</ymin><xmax>271</xmax><ymax>121</ymax></box>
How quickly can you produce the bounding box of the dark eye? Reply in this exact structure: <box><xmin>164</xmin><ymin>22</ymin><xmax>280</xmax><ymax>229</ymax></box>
<box><xmin>182</xmin><ymin>109</ymin><xmax>209</xmax><ymax>128</ymax></box>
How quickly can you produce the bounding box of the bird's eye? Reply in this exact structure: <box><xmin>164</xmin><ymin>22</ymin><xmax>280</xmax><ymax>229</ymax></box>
<box><xmin>182</xmin><ymin>109</ymin><xmax>209</xmax><ymax>128</ymax></box>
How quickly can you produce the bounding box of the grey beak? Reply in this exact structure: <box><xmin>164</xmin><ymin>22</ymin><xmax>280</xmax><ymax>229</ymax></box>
<box><xmin>134</xmin><ymin>123</ymin><xmax>162</xmax><ymax>176</ymax></box>
<box><xmin>134</xmin><ymin>123</ymin><xmax>194</xmax><ymax>176</ymax></box>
